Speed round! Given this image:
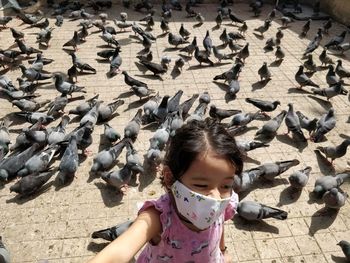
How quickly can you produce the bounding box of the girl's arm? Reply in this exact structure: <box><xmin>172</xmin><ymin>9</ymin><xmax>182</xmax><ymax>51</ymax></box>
<box><xmin>87</xmin><ymin>207</ymin><xmax>162</xmax><ymax>263</ymax></box>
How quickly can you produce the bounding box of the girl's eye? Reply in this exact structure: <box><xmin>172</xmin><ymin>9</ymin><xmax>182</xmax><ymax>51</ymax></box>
<box><xmin>222</xmin><ymin>184</ymin><xmax>232</xmax><ymax>189</ymax></box>
<box><xmin>193</xmin><ymin>184</ymin><xmax>207</xmax><ymax>188</ymax></box>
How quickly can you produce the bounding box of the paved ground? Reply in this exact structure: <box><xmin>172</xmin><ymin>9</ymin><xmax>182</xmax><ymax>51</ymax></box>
<box><xmin>0</xmin><ymin>2</ymin><xmax>350</xmax><ymax>262</ymax></box>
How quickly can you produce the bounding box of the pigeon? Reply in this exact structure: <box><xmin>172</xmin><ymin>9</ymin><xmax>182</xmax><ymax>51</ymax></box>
<box><xmin>238</xmin><ymin>21</ymin><xmax>248</xmax><ymax>35</ymax></box>
<box><xmin>140</xmin><ymin>60</ymin><xmax>167</xmax><ymax>76</ymax></box>
<box><xmin>58</xmin><ymin>135</ymin><xmax>79</xmax><ymax>184</ymax></box>
<box><xmin>63</xmin><ymin>31</ymin><xmax>79</xmax><ymax>51</ymax></box>
<box><xmin>325</xmin><ymin>31</ymin><xmax>347</xmax><ymax>49</ymax></box>
<box><xmin>285</xmin><ymin>103</ymin><xmax>306</xmax><ymax>142</ymax></box>
<box><xmin>233</xmin><ymin>167</ymin><xmax>265</xmax><ymax>193</ymax></box>
<box><xmin>194</xmin><ymin>47</ymin><xmax>214</xmax><ymax>66</ymax></box>
<box><xmin>69</xmin><ymin>94</ymin><xmax>99</xmax><ymax>117</ymax></box>
<box><xmin>15</xmin><ymin>112</ymin><xmax>55</xmax><ymax>125</ymax></box>
<box><xmin>167</xmin><ymin>90</ymin><xmax>184</xmax><ymax>113</ymax></box>
<box><xmin>219</xmin><ymin>28</ymin><xmax>230</xmax><ymax>44</ymax></box>
<box><xmin>303</xmin><ymin>54</ymin><xmax>317</xmax><ymax>72</ymax></box>
<box><xmin>311</xmin><ymin>82</ymin><xmax>347</xmax><ymax>101</ymax></box>
<box><xmin>303</xmin><ymin>29</ymin><xmax>322</xmax><ymax>55</ymax></box>
<box><xmin>153</xmin><ymin>96</ymin><xmax>169</xmax><ymax>123</ymax></box>
<box><xmin>47</xmin><ymin>115</ymin><xmax>70</xmax><ymax>145</ymax></box>
<box><xmin>53</xmin><ymin>74</ymin><xmax>86</xmax><ymax>96</ymax></box>
<box><xmin>16</xmin><ymin>144</ymin><xmax>58</xmax><ymax>177</ymax></box>
<box><xmin>179</xmin><ymin>93</ymin><xmax>199</xmax><ymax>119</ymax></box>
<box><xmin>295</xmin><ymin>111</ymin><xmax>318</xmax><ymax>135</ymax></box>
<box><xmin>322</xmin><ymin>19</ymin><xmax>332</xmax><ymax>34</ymax></box>
<box><xmin>330</xmin><ymin>42</ymin><xmax>350</xmax><ymax>55</ymax></box>
<box><xmin>10</xmin><ymin>27</ymin><xmax>24</xmax><ymax>41</ymax></box>
<box><xmin>103</xmin><ymin>123</ymin><xmax>121</xmax><ymax>143</ymax></box>
<box><xmin>46</xmin><ymin>95</ymin><xmax>69</xmax><ymax>116</ymax></box>
<box><xmin>228</xmin><ymin>8</ymin><xmax>244</xmax><ymax>25</ymax></box>
<box><xmin>18</xmin><ymin>65</ymin><xmax>51</xmax><ymax>83</ymax></box>
<box><xmin>124</xmin><ymin>109</ymin><xmax>142</xmax><ymax>142</ymax></box>
<box><xmin>91</xmin><ymin>138</ymin><xmax>129</xmax><ymax>173</ymax></box>
<box><xmin>212</xmin><ymin>46</ymin><xmax>235</xmax><ymax>63</ymax></box>
<box><xmin>0</xmin><ymin>118</ymin><xmax>11</xmax><ymax>157</ymax></box>
<box><xmin>70</xmin><ymin>52</ymin><xmax>96</xmax><ymax>74</ymax></box>
<box><xmin>91</xmin><ymin>220</ymin><xmax>133</xmax><ymax>241</ymax></box>
<box><xmin>67</xmin><ymin>65</ymin><xmax>78</xmax><ymax>83</ymax></box>
<box><xmin>254</xmin><ymin>20</ymin><xmax>271</xmax><ymax>37</ymax></box>
<box><xmin>0</xmin><ymin>236</ymin><xmax>10</xmax><ymax>263</ymax></box>
<box><xmin>131</xmin><ymin>85</ymin><xmax>154</xmax><ymax>100</ymax></box>
<box><xmin>80</xmin><ymin>101</ymin><xmax>100</xmax><ymax>126</ymax></box>
<box><xmin>275</xmin><ymin>46</ymin><xmax>285</xmax><ymax>61</ymax></box>
<box><xmin>280</xmin><ymin>16</ymin><xmax>293</xmax><ymax>27</ymax></box>
<box><xmin>237</xmin><ymin>43</ymin><xmax>250</xmax><ymax>63</ymax></box>
<box><xmin>258</xmin><ymin>62</ymin><xmax>271</xmax><ymax>81</ymax></box>
<box><xmin>337</xmin><ymin>240</ymin><xmax>350</xmax><ymax>261</ymax></box>
<box><xmin>149</xmin><ymin>122</ymin><xmax>170</xmax><ymax>151</ymax></box>
<box><xmin>180</xmin><ymin>36</ymin><xmax>197</xmax><ymax>56</ymax></box>
<box><xmin>236</xmin><ymin>140</ymin><xmax>269</xmax><ymax>153</ymax></box>
<box><xmin>168</xmin><ymin>33</ymin><xmax>188</xmax><ymax>48</ymax></box>
<box><xmin>316</xmin><ymin>139</ymin><xmax>350</xmax><ymax>164</ymax></box>
<box><xmin>78</xmin><ymin>24</ymin><xmax>89</xmax><ymax>41</ymax></box>
<box><xmin>259</xmin><ymin>159</ymin><xmax>300</xmax><ymax>181</ymax></box>
<box><xmin>168</xmin><ymin>111</ymin><xmax>184</xmax><ymax>136</ymax></box>
<box><xmin>0</xmin><ymin>143</ymin><xmax>40</xmax><ymax>181</ymax></box>
<box><xmin>0</xmin><ymin>16</ymin><xmax>12</xmax><ymax>28</ymax></box>
<box><xmin>209</xmin><ymin>105</ymin><xmax>241</xmax><ymax>122</ymax></box>
<box><xmin>136</xmin><ymin>50</ymin><xmax>153</xmax><ymax>63</ymax></box>
<box><xmin>319</xmin><ymin>49</ymin><xmax>334</xmax><ymax>67</ymax></box>
<box><xmin>228</xmin><ymin>111</ymin><xmax>261</xmax><ymax>127</ymax></box>
<box><xmin>55</xmin><ymin>15</ymin><xmax>64</xmax><ymax>27</ymax></box>
<box><xmin>246</xmin><ymin>98</ymin><xmax>280</xmax><ymax>113</ymax></box>
<box><xmin>122</xmin><ymin>71</ymin><xmax>148</xmax><ymax>88</ymax></box>
<box><xmin>101</xmin><ymin>163</ymin><xmax>133</xmax><ymax>193</ymax></box>
<box><xmin>98</xmin><ymin>100</ymin><xmax>125</xmax><ymax>122</ymax></box>
<box><xmin>237</xmin><ymin>201</ymin><xmax>288</xmax><ymax>221</ymax></box>
<box><xmin>323</xmin><ymin>188</ymin><xmax>348</xmax><ymax>210</ymax></box>
<box><xmin>186</xmin><ymin>102</ymin><xmax>208</xmax><ymax>123</ymax></box>
<box><xmin>100</xmin><ymin>27</ymin><xmax>119</xmax><ymax>46</ymax></box>
<box><xmin>295</xmin><ymin>65</ymin><xmax>319</xmax><ymax>89</ymax></box>
<box><xmin>203</xmin><ymin>30</ymin><xmax>212</xmax><ymax>55</ymax></box>
<box><xmin>15</xmin><ymin>39</ymin><xmax>42</xmax><ymax>57</ymax></box>
<box><xmin>126</xmin><ymin>142</ymin><xmax>144</xmax><ymax>174</ymax></box>
<box><xmin>195</xmin><ymin>13</ymin><xmax>205</xmax><ymax>25</ymax></box>
<box><xmin>179</xmin><ymin>23</ymin><xmax>190</xmax><ymax>39</ymax></box>
<box><xmin>312</xmin><ymin>108</ymin><xmax>336</xmax><ymax>143</ymax></box>
<box><xmin>335</xmin><ymin>59</ymin><xmax>350</xmax><ymax>78</ymax></box>
<box><xmin>300</xmin><ymin>19</ymin><xmax>311</xmax><ymax>37</ymax></box>
<box><xmin>215</xmin><ymin>12</ymin><xmax>223</xmax><ymax>28</ymax></box>
<box><xmin>174</xmin><ymin>57</ymin><xmax>185</xmax><ymax>71</ymax></box>
<box><xmin>288</xmin><ymin>166</ymin><xmax>312</xmax><ymax>190</ymax></box>
<box><xmin>313</xmin><ymin>173</ymin><xmax>350</xmax><ymax>198</ymax></box>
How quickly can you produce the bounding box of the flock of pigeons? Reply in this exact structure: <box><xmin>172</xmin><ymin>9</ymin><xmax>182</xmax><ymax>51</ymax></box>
<box><xmin>0</xmin><ymin>0</ymin><xmax>350</xmax><ymax>261</ymax></box>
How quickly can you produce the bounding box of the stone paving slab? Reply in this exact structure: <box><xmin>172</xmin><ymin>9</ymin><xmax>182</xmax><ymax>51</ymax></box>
<box><xmin>0</xmin><ymin>2</ymin><xmax>349</xmax><ymax>262</ymax></box>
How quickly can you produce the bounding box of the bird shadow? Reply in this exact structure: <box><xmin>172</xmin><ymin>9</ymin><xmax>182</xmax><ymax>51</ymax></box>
<box><xmin>125</xmin><ymin>97</ymin><xmax>149</xmax><ymax>111</ymax></box>
<box><xmin>243</xmin><ymin>155</ymin><xmax>261</xmax><ymax>165</ymax></box>
<box><xmin>5</xmin><ymin>181</ymin><xmax>54</xmax><ymax>205</ymax></box>
<box><xmin>275</xmin><ymin>134</ymin><xmax>308</xmax><ymax>153</ymax></box>
<box><xmin>339</xmin><ymin>133</ymin><xmax>350</xmax><ymax>140</ymax></box>
<box><xmin>138</xmin><ymin>159</ymin><xmax>158</xmax><ymax>192</ymax></box>
<box><xmin>94</xmin><ymin>182</ymin><xmax>123</xmax><ymax>207</ymax></box>
<box><xmin>137</xmin><ymin>48</ymin><xmax>150</xmax><ymax>55</ymax></box>
<box><xmin>38</xmin><ymin>43</ymin><xmax>49</xmax><ymax>50</ymax></box>
<box><xmin>233</xmin><ymin>216</ymin><xmax>280</xmax><ymax>234</ymax></box>
<box><xmin>263</xmin><ymin>47</ymin><xmax>274</xmax><ymax>53</ymax></box>
<box><xmin>225</xmin><ymin>93</ymin><xmax>237</xmax><ymax>103</ymax></box>
<box><xmin>95</xmin><ymin>58</ymin><xmax>110</xmax><ymax>64</ymax></box>
<box><xmin>314</xmin><ymin>150</ymin><xmax>335</xmax><ymax>175</ymax></box>
<box><xmin>216</xmin><ymin>43</ymin><xmax>227</xmax><ymax>50</ymax></box>
<box><xmin>308</xmin><ymin>208</ymin><xmax>339</xmax><ymax>236</ymax></box>
<box><xmin>307</xmin><ymin>95</ymin><xmax>332</xmax><ymax>111</ymax></box>
<box><xmin>178</xmin><ymin>54</ymin><xmax>192</xmax><ymax>62</ymax></box>
<box><xmin>170</xmin><ymin>67</ymin><xmax>181</xmax><ymax>79</ymax></box>
<box><xmin>269</xmin><ymin>60</ymin><xmax>283</xmax><ymax>67</ymax></box>
<box><xmin>212</xmin><ymin>81</ymin><xmax>228</xmax><ymax>92</ymax></box>
<box><xmin>134</xmin><ymin>74</ymin><xmax>163</xmax><ymax>81</ymax></box>
<box><xmin>193</xmin><ymin>22</ymin><xmax>203</xmax><ymax>28</ymax></box>
<box><xmin>276</xmin><ymin>186</ymin><xmax>302</xmax><ymax>207</ymax></box>
<box><xmin>114</xmin><ymin>91</ymin><xmax>134</xmax><ymax>99</ymax></box>
<box><xmin>212</xmin><ymin>25</ymin><xmax>220</xmax><ymax>31</ymax></box>
<box><xmin>87</xmin><ymin>242</ymin><xmax>109</xmax><ymax>253</ymax></box>
<box><xmin>214</xmin><ymin>61</ymin><xmax>232</xmax><ymax>67</ymax></box>
<box><xmin>287</xmin><ymin>87</ymin><xmax>312</xmax><ymax>94</ymax></box>
<box><xmin>156</xmin><ymin>32</ymin><xmax>168</xmax><ymax>38</ymax></box>
<box><xmin>252</xmin><ymin>79</ymin><xmax>270</xmax><ymax>91</ymax></box>
<box><xmin>253</xmin><ymin>32</ymin><xmax>264</xmax><ymax>40</ymax></box>
<box><xmin>163</xmin><ymin>47</ymin><xmax>182</xmax><ymax>52</ymax></box>
<box><xmin>188</xmin><ymin>64</ymin><xmax>211</xmax><ymax>70</ymax></box>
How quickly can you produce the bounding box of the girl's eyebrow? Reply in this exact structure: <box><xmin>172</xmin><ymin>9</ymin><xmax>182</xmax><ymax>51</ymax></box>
<box><xmin>191</xmin><ymin>176</ymin><xmax>234</xmax><ymax>181</ymax></box>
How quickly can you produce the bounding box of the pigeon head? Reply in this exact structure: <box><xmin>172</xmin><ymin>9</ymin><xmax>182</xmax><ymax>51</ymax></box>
<box><xmin>336</xmin><ymin>59</ymin><xmax>342</xmax><ymax>65</ymax></box>
<box><xmin>313</xmin><ymin>185</ymin><xmax>323</xmax><ymax>198</ymax></box>
<box><xmin>337</xmin><ymin>240</ymin><xmax>350</xmax><ymax>248</ymax></box>
<box><xmin>0</xmin><ymin>169</ymin><xmax>8</xmax><ymax>182</ymax></box>
<box><xmin>329</xmin><ymin>188</ymin><xmax>339</xmax><ymax>196</ymax></box>
<box><xmin>274</xmin><ymin>101</ymin><xmax>281</xmax><ymax>106</ymax></box>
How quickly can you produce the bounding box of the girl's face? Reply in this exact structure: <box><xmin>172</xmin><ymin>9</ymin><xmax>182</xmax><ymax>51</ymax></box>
<box><xmin>178</xmin><ymin>149</ymin><xmax>236</xmax><ymax>199</ymax></box>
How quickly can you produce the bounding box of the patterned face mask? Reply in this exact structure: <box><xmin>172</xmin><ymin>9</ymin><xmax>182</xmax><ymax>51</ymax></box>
<box><xmin>171</xmin><ymin>180</ymin><xmax>233</xmax><ymax>230</ymax></box>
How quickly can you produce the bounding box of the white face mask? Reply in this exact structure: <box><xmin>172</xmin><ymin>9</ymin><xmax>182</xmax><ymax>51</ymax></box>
<box><xmin>171</xmin><ymin>180</ymin><xmax>233</xmax><ymax>230</ymax></box>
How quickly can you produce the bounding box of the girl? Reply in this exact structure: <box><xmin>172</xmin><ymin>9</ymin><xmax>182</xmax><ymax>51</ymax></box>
<box><xmin>88</xmin><ymin>118</ymin><xmax>244</xmax><ymax>263</ymax></box>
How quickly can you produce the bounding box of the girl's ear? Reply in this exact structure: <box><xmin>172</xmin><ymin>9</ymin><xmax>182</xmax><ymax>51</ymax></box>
<box><xmin>162</xmin><ymin>166</ymin><xmax>175</xmax><ymax>190</ymax></box>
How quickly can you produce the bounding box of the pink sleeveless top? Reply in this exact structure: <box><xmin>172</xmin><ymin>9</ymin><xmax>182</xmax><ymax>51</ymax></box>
<box><xmin>136</xmin><ymin>192</ymin><xmax>238</xmax><ymax>263</ymax></box>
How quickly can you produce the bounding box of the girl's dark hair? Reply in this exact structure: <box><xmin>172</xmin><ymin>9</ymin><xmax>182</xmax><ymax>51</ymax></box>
<box><xmin>163</xmin><ymin>118</ymin><xmax>244</xmax><ymax>185</ymax></box>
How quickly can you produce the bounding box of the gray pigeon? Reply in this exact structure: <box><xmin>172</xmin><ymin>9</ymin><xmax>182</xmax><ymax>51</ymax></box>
<box><xmin>98</xmin><ymin>100</ymin><xmax>124</xmax><ymax>122</ymax></box>
<box><xmin>10</xmin><ymin>170</ymin><xmax>53</xmax><ymax>196</ymax></box>
<box><xmin>325</xmin><ymin>31</ymin><xmax>347</xmax><ymax>49</ymax></box>
<box><xmin>246</xmin><ymin>98</ymin><xmax>280</xmax><ymax>113</ymax></box>
<box><xmin>258</xmin><ymin>62</ymin><xmax>271</xmax><ymax>81</ymax></box>
<box><xmin>69</xmin><ymin>94</ymin><xmax>99</xmax><ymax>117</ymax></box>
<box><xmin>285</xmin><ymin>103</ymin><xmax>306</xmax><ymax>142</ymax></box>
<box><xmin>209</xmin><ymin>105</ymin><xmax>241</xmax><ymax>122</ymax></box>
<box><xmin>46</xmin><ymin>95</ymin><xmax>68</xmax><ymax>116</ymax></box>
<box><xmin>237</xmin><ymin>201</ymin><xmax>288</xmax><ymax>221</ymax></box>
<box><xmin>311</xmin><ymin>82</ymin><xmax>347</xmax><ymax>101</ymax></box>
<box><xmin>167</xmin><ymin>90</ymin><xmax>184</xmax><ymax>113</ymax></box>
<box><xmin>10</xmin><ymin>119</ymin><xmax>43</xmax><ymax>151</ymax></box>
<box><xmin>295</xmin><ymin>65</ymin><xmax>319</xmax><ymax>89</ymax></box>
<box><xmin>0</xmin><ymin>236</ymin><xmax>10</xmax><ymax>263</ymax></box>
<box><xmin>47</xmin><ymin>115</ymin><xmax>70</xmax><ymax>145</ymax></box>
<box><xmin>131</xmin><ymin>86</ymin><xmax>154</xmax><ymax>100</ymax></box>
<box><xmin>126</xmin><ymin>142</ymin><xmax>144</xmax><ymax>174</ymax></box>
<box><xmin>228</xmin><ymin>111</ymin><xmax>261</xmax><ymax>127</ymax></box>
<box><xmin>80</xmin><ymin>101</ymin><xmax>100</xmax><ymax>126</ymax></box>
<box><xmin>337</xmin><ymin>240</ymin><xmax>350</xmax><ymax>261</ymax></box>
<box><xmin>149</xmin><ymin>121</ymin><xmax>170</xmax><ymax>151</ymax></box>
<box><xmin>53</xmin><ymin>74</ymin><xmax>86</xmax><ymax>96</ymax></box>
<box><xmin>143</xmin><ymin>93</ymin><xmax>160</xmax><ymax>117</ymax></box>
<box><xmin>0</xmin><ymin>118</ymin><xmax>11</xmax><ymax>157</ymax></box>
<box><xmin>70</xmin><ymin>52</ymin><xmax>97</xmax><ymax>73</ymax></box>
<box><xmin>316</xmin><ymin>139</ymin><xmax>350</xmax><ymax>164</ymax></box>
<box><xmin>90</xmin><ymin>139</ymin><xmax>129</xmax><ymax>173</ymax></box>
<box><xmin>168</xmin><ymin>32</ymin><xmax>188</xmax><ymax>47</ymax></box>
<box><xmin>91</xmin><ymin>220</ymin><xmax>133</xmax><ymax>241</ymax></box>
<box><xmin>124</xmin><ymin>109</ymin><xmax>142</xmax><ymax>142</ymax></box>
<box><xmin>233</xmin><ymin>167</ymin><xmax>265</xmax><ymax>193</ymax></box>
<box><xmin>288</xmin><ymin>166</ymin><xmax>312</xmax><ymax>189</ymax></box>
<box><xmin>58</xmin><ymin>135</ymin><xmax>79</xmax><ymax>184</ymax></box>
<box><xmin>186</xmin><ymin>102</ymin><xmax>207</xmax><ymax>123</ymax></box>
<box><xmin>227</xmin><ymin>80</ymin><xmax>241</xmax><ymax>97</ymax></box>
<box><xmin>0</xmin><ymin>143</ymin><xmax>40</xmax><ymax>181</ymax></box>
<box><xmin>179</xmin><ymin>94</ymin><xmax>199</xmax><ymax>119</ymax></box>
<box><xmin>303</xmin><ymin>54</ymin><xmax>317</xmax><ymax>72</ymax></box>
<box><xmin>323</xmin><ymin>188</ymin><xmax>348</xmax><ymax>209</ymax></box>
<box><xmin>275</xmin><ymin>46</ymin><xmax>285</xmax><ymax>61</ymax></box>
<box><xmin>259</xmin><ymin>159</ymin><xmax>300</xmax><ymax>181</ymax></box>
<box><xmin>335</xmin><ymin>59</ymin><xmax>350</xmax><ymax>79</ymax></box>
<box><xmin>255</xmin><ymin>110</ymin><xmax>287</xmax><ymax>139</ymax></box>
<box><xmin>326</xmin><ymin>65</ymin><xmax>340</xmax><ymax>86</ymax></box>
<box><xmin>104</xmin><ymin>123</ymin><xmax>121</xmax><ymax>144</ymax></box>
<box><xmin>295</xmin><ymin>111</ymin><xmax>318</xmax><ymax>135</ymax></box>
<box><xmin>236</xmin><ymin>140</ymin><xmax>269</xmax><ymax>153</ymax></box>
<box><xmin>168</xmin><ymin>111</ymin><xmax>184</xmax><ymax>137</ymax></box>
<box><xmin>11</xmin><ymin>99</ymin><xmax>50</xmax><ymax>112</ymax></box>
<box><xmin>17</xmin><ymin>145</ymin><xmax>59</xmax><ymax>177</ymax></box>
<box><xmin>153</xmin><ymin>96</ymin><xmax>169</xmax><ymax>123</ymax></box>
<box><xmin>18</xmin><ymin>65</ymin><xmax>51</xmax><ymax>82</ymax></box>
<box><xmin>319</xmin><ymin>49</ymin><xmax>334</xmax><ymax>66</ymax></box>
<box><xmin>101</xmin><ymin>163</ymin><xmax>133</xmax><ymax>193</ymax></box>
<box><xmin>312</xmin><ymin>108</ymin><xmax>336</xmax><ymax>143</ymax></box>
<box><xmin>313</xmin><ymin>173</ymin><xmax>350</xmax><ymax>198</ymax></box>
<box><xmin>203</xmin><ymin>30</ymin><xmax>212</xmax><ymax>55</ymax></box>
